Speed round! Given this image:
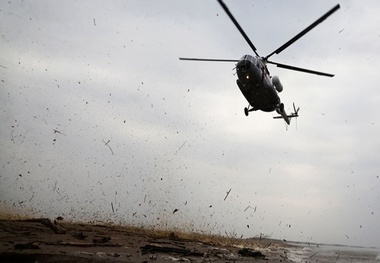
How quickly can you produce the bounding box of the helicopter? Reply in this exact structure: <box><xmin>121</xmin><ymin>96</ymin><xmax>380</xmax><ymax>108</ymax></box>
<box><xmin>179</xmin><ymin>0</ymin><xmax>340</xmax><ymax>125</ymax></box>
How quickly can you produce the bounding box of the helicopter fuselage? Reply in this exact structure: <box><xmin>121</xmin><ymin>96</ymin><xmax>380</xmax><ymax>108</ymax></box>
<box><xmin>179</xmin><ymin>0</ymin><xmax>338</xmax><ymax>125</ymax></box>
<box><xmin>236</xmin><ymin>55</ymin><xmax>280</xmax><ymax>112</ymax></box>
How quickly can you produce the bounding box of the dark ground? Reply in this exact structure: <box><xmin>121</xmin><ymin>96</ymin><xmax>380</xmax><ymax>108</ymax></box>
<box><xmin>0</xmin><ymin>218</ymin><xmax>295</xmax><ymax>262</ymax></box>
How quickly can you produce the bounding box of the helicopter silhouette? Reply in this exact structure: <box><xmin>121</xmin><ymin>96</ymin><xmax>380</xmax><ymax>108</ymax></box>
<box><xmin>180</xmin><ymin>0</ymin><xmax>340</xmax><ymax>125</ymax></box>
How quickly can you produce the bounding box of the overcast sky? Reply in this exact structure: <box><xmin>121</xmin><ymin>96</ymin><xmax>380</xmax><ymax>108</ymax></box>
<box><xmin>1</xmin><ymin>0</ymin><xmax>380</xmax><ymax>247</ymax></box>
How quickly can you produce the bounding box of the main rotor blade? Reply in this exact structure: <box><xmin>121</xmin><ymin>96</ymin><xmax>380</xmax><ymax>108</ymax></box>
<box><xmin>217</xmin><ymin>0</ymin><xmax>259</xmax><ymax>57</ymax></box>
<box><xmin>179</xmin><ymin>57</ymin><xmax>239</xmax><ymax>62</ymax></box>
<box><xmin>265</xmin><ymin>4</ymin><xmax>340</xmax><ymax>60</ymax></box>
<box><xmin>267</xmin><ymin>60</ymin><xmax>334</xmax><ymax>77</ymax></box>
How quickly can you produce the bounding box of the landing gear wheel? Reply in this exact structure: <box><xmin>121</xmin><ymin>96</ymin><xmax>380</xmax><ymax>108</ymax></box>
<box><xmin>244</xmin><ymin>107</ymin><xmax>249</xmax><ymax>116</ymax></box>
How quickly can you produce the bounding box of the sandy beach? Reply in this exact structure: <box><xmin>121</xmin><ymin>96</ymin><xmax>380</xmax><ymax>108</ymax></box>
<box><xmin>0</xmin><ymin>218</ymin><xmax>294</xmax><ymax>262</ymax></box>
<box><xmin>1</xmin><ymin>218</ymin><xmax>379</xmax><ymax>262</ymax></box>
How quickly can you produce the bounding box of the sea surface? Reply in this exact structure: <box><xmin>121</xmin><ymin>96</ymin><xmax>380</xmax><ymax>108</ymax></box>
<box><xmin>287</xmin><ymin>242</ymin><xmax>380</xmax><ymax>263</ymax></box>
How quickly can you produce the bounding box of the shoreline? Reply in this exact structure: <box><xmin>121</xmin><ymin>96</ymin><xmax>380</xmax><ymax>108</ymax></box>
<box><xmin>1</xmin><ymin>218</ymin><xmax>379</xmax><ymax>262</ymax></box>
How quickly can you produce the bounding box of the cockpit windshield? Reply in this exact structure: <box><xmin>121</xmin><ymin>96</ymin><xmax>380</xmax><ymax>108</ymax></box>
<box><xmin>237</xmin><ymin>55</ymin><xmax>256</xmax><ymax>71</ymax></box>
<box><xmin>240</xmin><ymin>54</ymin><xmax>256</xmax><ymax>63</ymax></box>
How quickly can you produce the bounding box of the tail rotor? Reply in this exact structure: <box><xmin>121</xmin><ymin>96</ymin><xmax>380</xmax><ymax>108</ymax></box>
<box><xmin>293</xmin><ymin>103</ymin><xmax>300</xmax><ymax>117</ymax></box>
<box><xmin>292</xmin><ymin>103</ymin><xmax>300</xmax><ymax>129</ymax></box>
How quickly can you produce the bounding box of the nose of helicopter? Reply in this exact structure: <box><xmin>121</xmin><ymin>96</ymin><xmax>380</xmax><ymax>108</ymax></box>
<box><xmin>236</xmin><ymin>55</ymin><xmax>262</xmax><ymax>83</ymax></box>
<box><xmin>236</xmin><ymin>59</ymin><xmax>251</xmax><ymax>72</ymax></box>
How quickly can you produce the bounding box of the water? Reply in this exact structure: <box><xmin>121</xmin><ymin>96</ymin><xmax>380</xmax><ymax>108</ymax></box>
<box><xmin>287</xmin><ymin>243</ymin><xmax>380</xmax><ymax>263</ymax></box>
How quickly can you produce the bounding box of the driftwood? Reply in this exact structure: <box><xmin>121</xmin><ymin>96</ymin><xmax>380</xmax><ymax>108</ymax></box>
<box><xmin>238</xmin><ymin>248</ymin><xmax>266</xmax><ymax>259</ymax></box>
<box><xmin>147</xmin><ymin>239</ymin><xmax>187</xmax><ymax>249</ymax></box>
<box><xmin>72</xmin><ymin>231</ymin><xmax>87</xmax><ymax>240</ymax></box>
<box><xmin>14</xmin><ymin>242</ymin><xmax>41</xmax><ymax>250</ymax></box>
<box><xmin>57</xmin><ymin>241</ymin><xmax>122</xmax><ymax>247</ymax></box>
<box><xmin>22</xmin><ymin>218</ymin><xmax>66</xmax><ymax>234</ymax></box>
<box><xmin>140</xmin><ymin>244</ymin><xmax>204</xmax><ymax>257</ymax></box>
<box><xmin>93</xmin><ymin>236</ymin><xmax>111</xmax><ymax>243</ymax></box>
<box><xmin>14</xmin><ymin>240</ymin><xmax>121</xmax><ymax>248</ymax></box>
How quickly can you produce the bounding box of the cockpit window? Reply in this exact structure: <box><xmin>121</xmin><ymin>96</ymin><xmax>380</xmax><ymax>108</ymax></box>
<box><xmin>240</xmin><ymin>55</ymin><xmax>256</xmax><ymax>63</ymax></box>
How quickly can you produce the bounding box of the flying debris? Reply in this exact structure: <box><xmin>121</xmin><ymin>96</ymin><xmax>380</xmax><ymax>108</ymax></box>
<box><xmin>224</xmin><ymin>188</ymin><xmax>232</xmax><ymax>201</ymax></box>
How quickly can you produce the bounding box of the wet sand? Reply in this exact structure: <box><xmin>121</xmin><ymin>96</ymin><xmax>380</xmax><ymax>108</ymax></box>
<box><xmin>0</xmin><ymin>218</ymin><xmax>294</xmax><ymax>262</ymax></box>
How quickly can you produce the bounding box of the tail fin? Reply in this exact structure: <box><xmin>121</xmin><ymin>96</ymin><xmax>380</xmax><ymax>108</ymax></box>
<box><xmin>273</xmin><ymin>103</ymin><xmax>299</xmax><ymax>125</ymax></box>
